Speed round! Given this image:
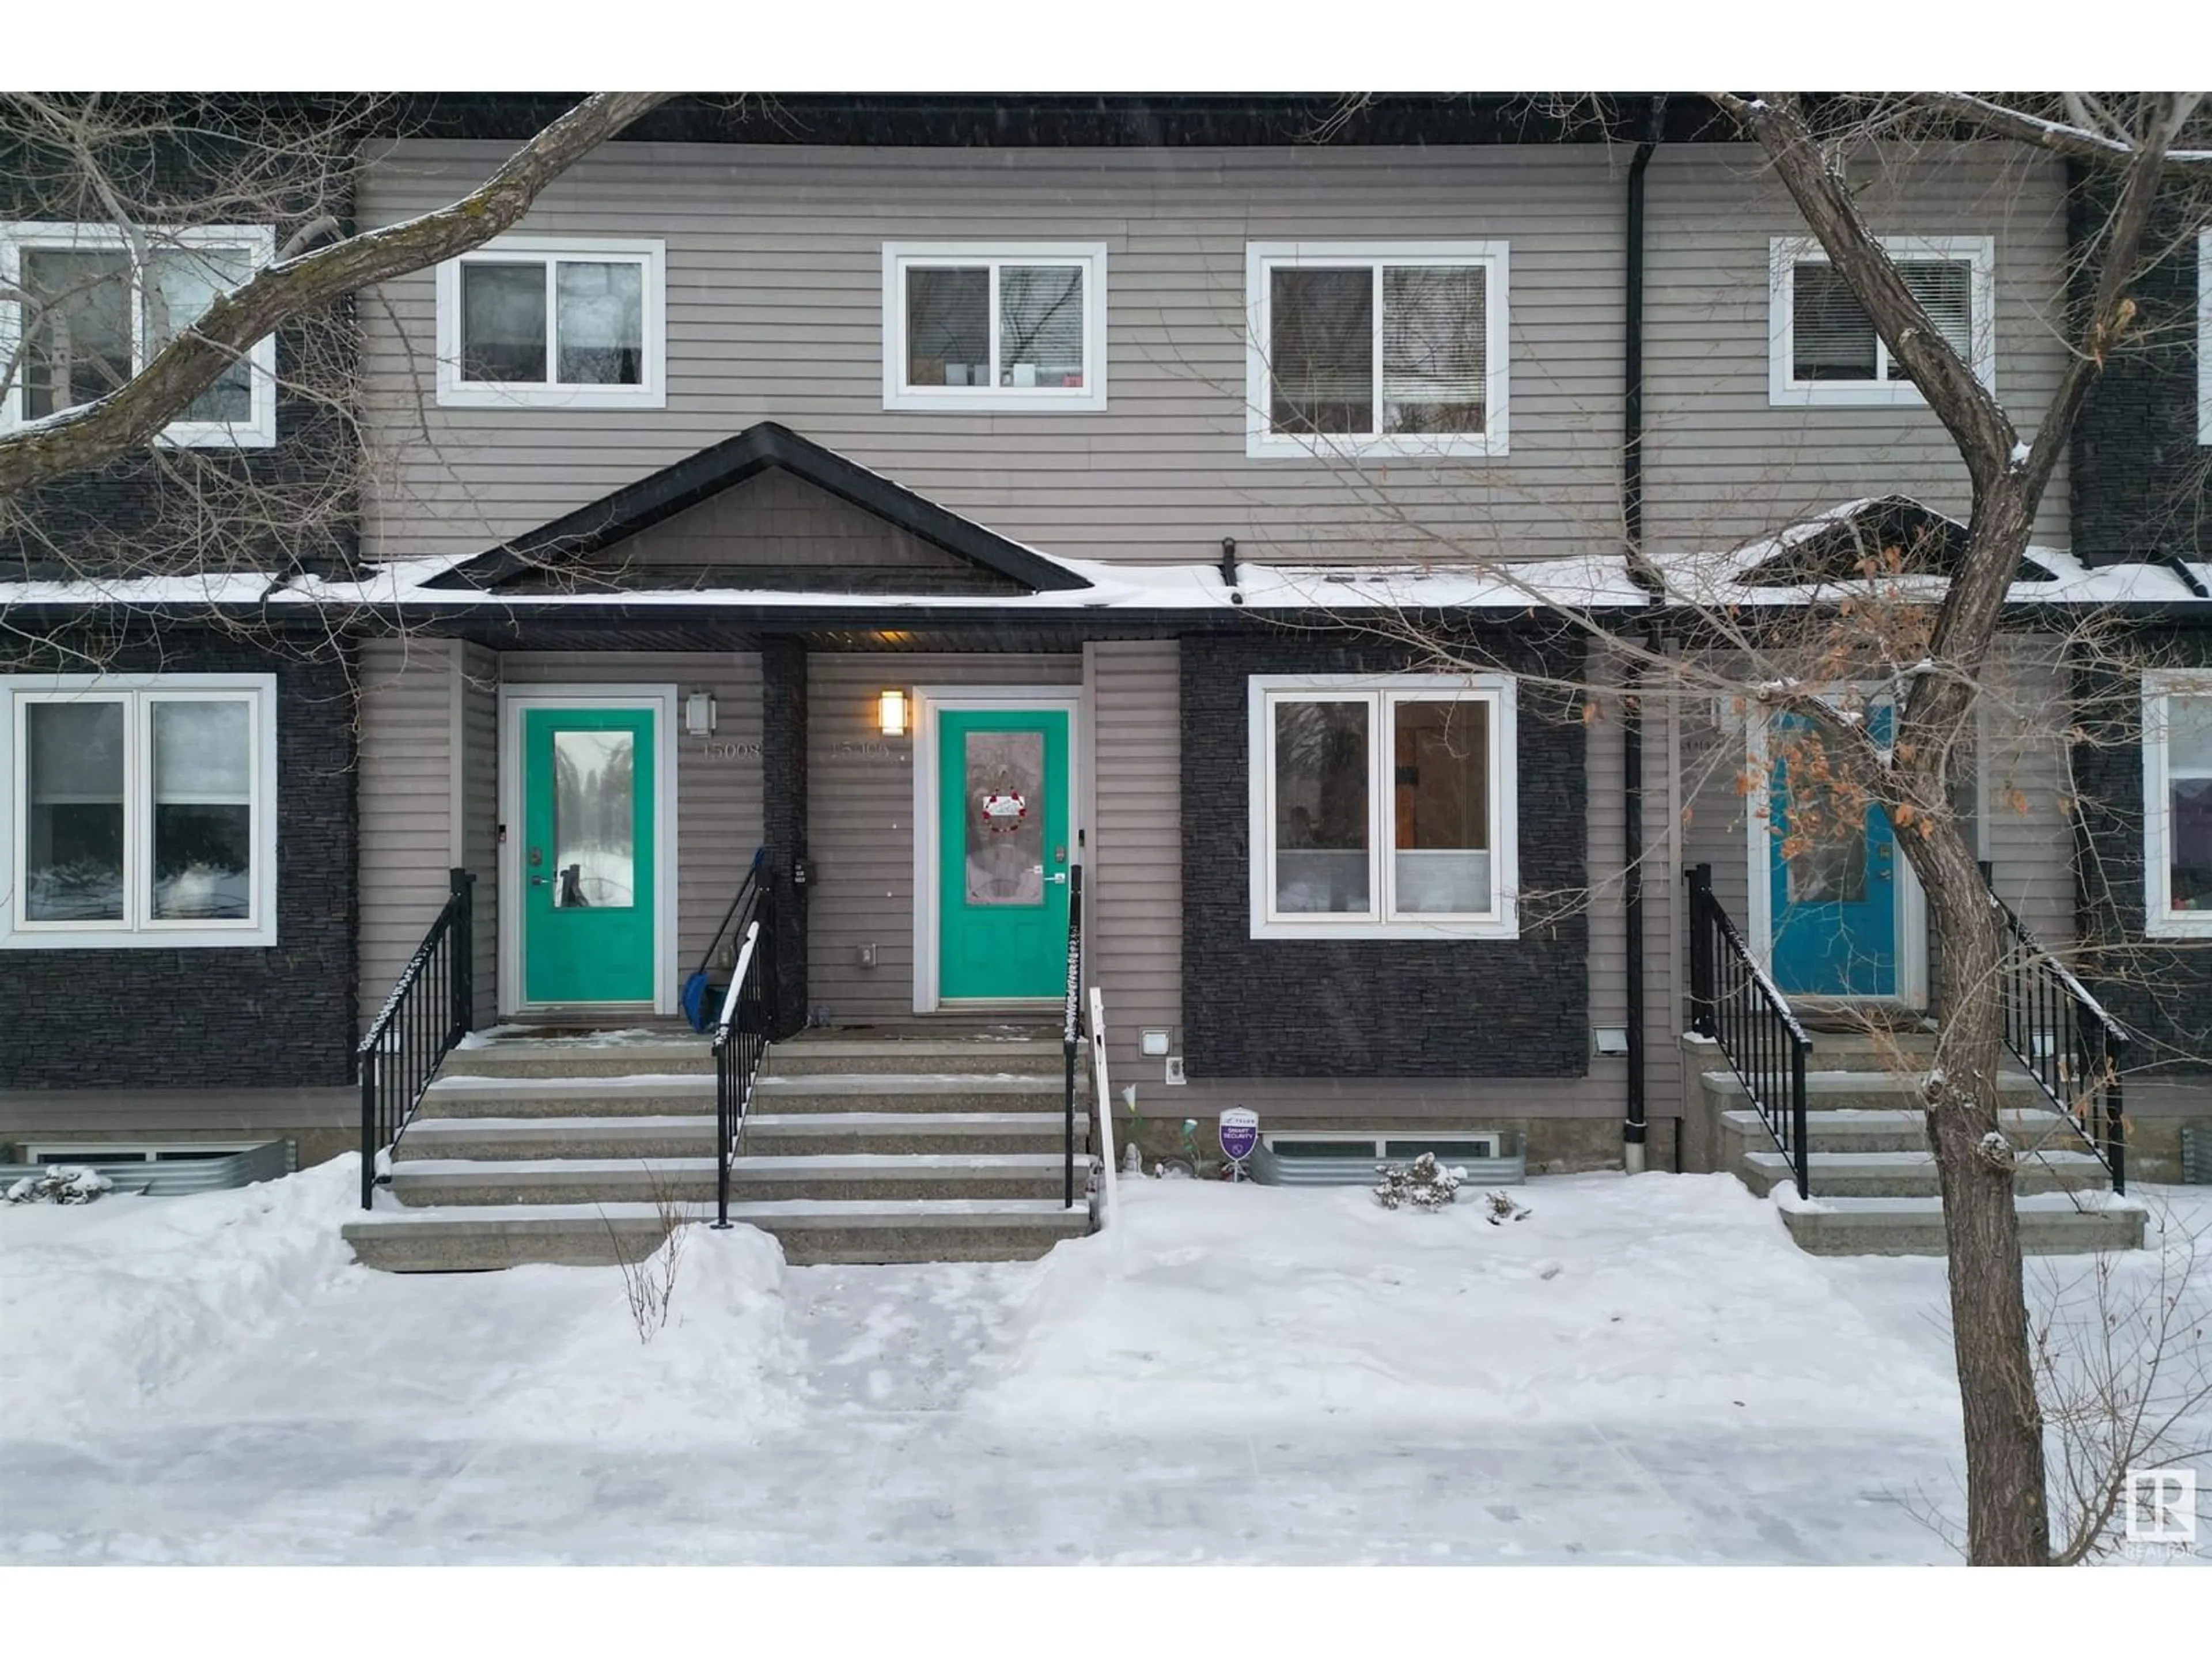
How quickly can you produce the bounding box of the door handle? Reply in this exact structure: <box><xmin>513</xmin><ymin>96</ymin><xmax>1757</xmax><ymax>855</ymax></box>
<box><xmin>530</xmin><ymin>876</ymin><xmax>548</xmax><ymax>887</ymax></box>
<box><xmin>1043</xmin><ymin>872</ymin><xmax>1069</xmax><ymax>886</ymax></box>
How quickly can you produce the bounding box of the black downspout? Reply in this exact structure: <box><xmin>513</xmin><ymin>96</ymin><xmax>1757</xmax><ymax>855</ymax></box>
<box><xmin>1622</xmin><ymin>99</ymin><xmax>1665</xmax><ymax>1174</ymax></box>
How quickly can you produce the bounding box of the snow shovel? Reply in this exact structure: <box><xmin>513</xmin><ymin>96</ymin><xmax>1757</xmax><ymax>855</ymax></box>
<box><xmin>682</xmin><ymin>846</ymin><xmax>765</xmax><ymax>1033</ymax></box>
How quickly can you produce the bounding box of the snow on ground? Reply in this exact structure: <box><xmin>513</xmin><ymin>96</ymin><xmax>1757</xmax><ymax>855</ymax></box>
<box><xmin>3</xmin><ymin>1164</ymin><xmax>2207</xmax><ymax>1565</ymax></box>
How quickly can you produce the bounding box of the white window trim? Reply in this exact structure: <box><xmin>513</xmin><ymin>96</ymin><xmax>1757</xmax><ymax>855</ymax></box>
<box><xmin>880</xmin><ymin>242</ymin><xmax>1109</xmax><ymax>413</ymax></box>
<box><xmin>1</xmin><ymin>673</ymin><xmax>279</xmax><ymax>950</ymax></box>
<box><xmin>1768</xmin><ymin>234</ymin><xmax>1996</xmax><ymax>408</ymax></box>
<box><xmin>1244</xmin><ymin>240</ymin><xmax>1511</xmax><ymax>461</ymax></box>
<box><xmin>434</xmin><ymin>235</ymin><xmax>667</xmax><ymax>410</ymax></box>
<box><xmin>2142</xmin><ymin>669</ymin><xmax>2212</xmax><ymax>938</ymax></box>
<box><xmin>2197</xmin><ymin>226</ymin><xmax>2210</xmax><ymax>446</ymax></box>
<box><xmin>0</xmin><ymin>222</ymin><xmax>277</xmax><ymax>446</ymax></box>
<box><xmin>1246</xmin><ymin>672</ymin><xmax>1518</xmax><ymax>941</ymax></box>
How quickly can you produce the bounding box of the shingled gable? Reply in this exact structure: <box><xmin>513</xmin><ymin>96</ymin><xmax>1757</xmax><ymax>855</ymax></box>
<box><xmin>1738</xmin><ymin>495</ymin><xmax>2057</xmax><ymax>588</ymax></box>
<box><xmin>425</xmin><ymin>422</ymin><xmax>1093</xmax><ymax>596</ymax></box>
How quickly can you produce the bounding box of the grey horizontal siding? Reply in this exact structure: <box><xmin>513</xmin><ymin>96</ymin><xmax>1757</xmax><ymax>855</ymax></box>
<box><xmin>459</xmin><ymin>643</ymin><xmax>499</xmax><ymax>1026</ymax></box>
<box><xmin>358</xmin><ymin>141</ymin><xmax>1631</xmax><ymax>569</ymax></box>
<box><xmin>357</xmin><ymin>639</ymin><xmax>463</xmax><ymax>1036</ymax></box>
<box><xmin>358</xmin><ymin>138</ymin><xmax>2071</xmax><ymax>579</ymax></box>
<box><xmin>1643</xmin><ymin>143</ymin><xmax>2070</xmax><ymax>554</ymax></box>
<box><xmin>806</xmin><ymin>652</ymin><xmax>1082</xmax><ymax>1022</ymax></box>
<box><xmin>1589</xmin><ymin>643</ymin><xmax>1686</xmax><ymax>1129</ymax></box>
<box><xmin>614</xmin><ymin>467</ymin><xmax>975</xmax><ymax>573</ymax></box>
<box><xmin>1980</xmin><ymin>635</ymin><xmax>2077</xmax><ymax>951</ymax></box>
<box><xmin>1161</xmin><ymin>1078</ymin><xmax>1667</xmax><ymax>1119</ymax></box>
<box><xmin>0</xmin><ymin>1087</ymin><xmax>355</xmax><ymax>1135</ymax></box>
<box><xmin>1085</xmin><ymin>640</ymin><xmax>1183</xmax><ymax>1088</ymax></box>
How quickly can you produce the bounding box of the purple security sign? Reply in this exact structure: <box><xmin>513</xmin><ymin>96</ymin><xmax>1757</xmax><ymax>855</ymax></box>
<box><xmin>1218</xmin><ymin>1107</ymin><xmax>1259</xmax><ymax>1164</ymax></box>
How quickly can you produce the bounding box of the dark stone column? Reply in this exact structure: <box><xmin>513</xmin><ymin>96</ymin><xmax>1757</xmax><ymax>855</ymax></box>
<box><xmin>760</xmin><ymin>639</ymin><xmax>809</xmax><ymax>1039</ymax></box>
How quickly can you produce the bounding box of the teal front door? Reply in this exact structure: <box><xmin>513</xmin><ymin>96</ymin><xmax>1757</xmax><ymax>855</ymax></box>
<box><xmin>938</xmin><ymin>708</ymin><xmax>1070</xmax><ymax>1001</ymax></box>
<box><xmin>522</xmin><ymin>706</ymin><xmax>657</xmax><ymax>1005</ymax></box>
<box><xmin>1767</xmin><ymin>707</ymin><xmax>1900</xmax><ymax>998</ymax></box>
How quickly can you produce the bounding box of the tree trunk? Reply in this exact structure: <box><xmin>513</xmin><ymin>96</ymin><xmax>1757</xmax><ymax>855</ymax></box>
<box><xmin>1915</xmin><ymin>812</ymin><xmax>2052</xmax><ymax>1565</ymax></box>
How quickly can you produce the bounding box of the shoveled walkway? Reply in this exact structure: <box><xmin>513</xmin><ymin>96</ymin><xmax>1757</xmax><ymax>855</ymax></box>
<box><xmin>1</xmin><ymin>1251</ymin><xmax>1964</xmax><ymax>1565</ymax></box>
<box><xmin>26</xmin><ymin>1161</ymin><xmax>2191</xmax><ymax>1564</ymax></box>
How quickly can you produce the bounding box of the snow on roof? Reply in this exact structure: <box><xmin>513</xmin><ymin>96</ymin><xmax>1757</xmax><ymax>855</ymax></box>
<box><xmin>0</xmin><ymin>548</ymin><xmax>1656</xmax><ymax>614</ymax></box>
<box><xmin>0</xmin><ymin>499</ymin><xmax>2204</xmax><ymax>618</ymax></box>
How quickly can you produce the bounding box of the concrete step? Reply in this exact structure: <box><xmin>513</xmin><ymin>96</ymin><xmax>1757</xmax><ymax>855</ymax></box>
<box><xmin>751</xmin><ymin>1072</ymin><xmax>1082</xmax><ymax>1114</ymax></box>
<box><xmin>418</xmin><ymin>1074</ymin><xmax>718</xmax><ymax>1120</ymax></box>
<box><xmin>388</xmin><ymin>1153</ymin><xmax>1085</xmax><ymax>1207</ymax></box>
<box><xmin>1737</xmin><ymin>1147</ymin><xmax>2111</xmax><ymax>1200</ymax></box>
<box><xmin>1777</xmin><ymin>1191</ymin><xmax>2146</xmax><ymax>1257</ymax></box>
<box><xmin>1702</xmin><ymin>1068</ymin><xmax>2046</xmax><ymax>1115</ymax></box>
<box><xmin>1718</xmin><ymin>1105</ymin><xmax>2085</xmax><ymax>1157</ymax></box>
<box><xmin>343</xmin><ymin>1197</ymin><xmax>1092</xmax><ymax>1271</ymax></box>
<box><xmin>742</xmin><ymin>1111</ymin><xmax>1091</xmax><ymax>1158</ymax></box>
<box><xmin>394</xmin><ymin>1114</ymin><xmax>719</xmax><ymax>1162</ymax></box>
<box><xmin>768</xmin><ymin>1037</ymin><xmax>1070</xmax><ymax>1077</ymax></box>
<box><xmin>440</xmin><ymin>1038</ymin><xmax>713</xmax><ymax>1079</ymax></box>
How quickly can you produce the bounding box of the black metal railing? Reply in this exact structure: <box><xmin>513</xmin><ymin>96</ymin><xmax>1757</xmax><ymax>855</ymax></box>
<box><xmin>1981</xmin><ymin>868</ymin><xmax>2127</xmax><ymax>1194</ymax></box>
<box><xmin>684</xmin><ymin>846</ymin><xmax>765</xmax><ymax>1032</ymax></box>
<box><xmin>712</xmin><ymin>878</ymin><xmax>776</xmax><ymax>1229</ymax></box>
<box><xmin>1062</xmin><ymin>863</ymin><xmax>1085</xmax><ymax>1210</ymax></box>
<box><xmin>358</xmin><ymin>868</ymin><xmax>475</xmax><ymax>1210</ymax></box>
<box><xmin>1687</xmin><ymin>863</ymin><xmax>1813</xmax><ymax>1198</ymax></box>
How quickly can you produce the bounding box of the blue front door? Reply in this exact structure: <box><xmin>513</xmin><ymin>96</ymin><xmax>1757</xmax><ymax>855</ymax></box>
<box><xmin>1767</xmin><ymin>707</ymin><xmax>1900</xmax><ymax>998</ymax></box>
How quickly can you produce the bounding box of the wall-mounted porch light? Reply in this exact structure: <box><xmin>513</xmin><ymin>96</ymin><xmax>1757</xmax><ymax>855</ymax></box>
<box><xmin>685</xmin><ymin>690</ymin><xmax>718</xmax><ymax>737</ymax></box>
<box><xmin>877</xmin><ymin>688</ymin><xmax>910</xmax><ymax>737</ymax></box>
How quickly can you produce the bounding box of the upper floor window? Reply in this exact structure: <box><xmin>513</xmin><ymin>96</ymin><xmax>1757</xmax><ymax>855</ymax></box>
<box><xmin>1</xmin><ymin>675</ymin><xmax>279</xmax><ymax>951</ymax></box>
<box><xmin>0</xmin><ymin>222</ymin><xmax>276</xmax><ymax>446</ymax></box>
<box><xmin>435</xmin><ymin>236</ymin><xmax>666</xmax><ymax>410</ymax></box>
<box><xmin>2143</xmin><ymin>672</ymin><xmax>2212</xmax><ymax>938</ymax></box>
<box><xmin>1248</xmin><ymin>673</ymin><xmax>1519</xmax><ymax>941</ymax></box>
<box><xmin>1769</xmin><ymin>235</ymin><xmax>1995</xmax><ymax>407</ymax></box>
<box><xmin>881</xmin><ymin>243</ymin><xmax>1108</xmax><ymax>412</ymax></box>
<box><xmin>1245</xmin><ymin>241</ymin><xmax>1510</xmax><ymax>461</ymax></box>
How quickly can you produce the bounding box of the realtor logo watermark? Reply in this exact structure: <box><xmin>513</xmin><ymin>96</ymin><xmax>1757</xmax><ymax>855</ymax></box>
<box><xmin>2123</xmin><ymin>1469</ymin><xmax>2198</xmax><ymax>1547</ymax></box>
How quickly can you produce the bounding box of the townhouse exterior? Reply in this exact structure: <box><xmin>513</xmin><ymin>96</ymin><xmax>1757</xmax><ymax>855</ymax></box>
<box><xmin>2</xmin><ymin>94</ymin><xmax>2206</xmax><ymax>1203</ymax></box>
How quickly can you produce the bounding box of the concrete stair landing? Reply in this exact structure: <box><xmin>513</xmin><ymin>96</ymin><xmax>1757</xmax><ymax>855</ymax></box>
<box><xmin>343</xmin><ymin>1026</ymin><xmax>1092</xmax><ymax>1271</ymax></box>
<box><xmin>1696</xmin><ymin>1032</ymin><xmax>2146</xmax><ymax>1257</ymax></box>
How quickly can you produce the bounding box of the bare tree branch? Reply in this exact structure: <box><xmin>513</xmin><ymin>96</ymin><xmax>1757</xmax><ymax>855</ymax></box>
<box><xmin>0</xmin><ymin>90</ymin><xmax>676</xmax><ymax>496</ymax></box>
<box><xmin>1918</xmin><ymin>92</ymin><xmax>2212</xmax><ymax>168</ymax></box>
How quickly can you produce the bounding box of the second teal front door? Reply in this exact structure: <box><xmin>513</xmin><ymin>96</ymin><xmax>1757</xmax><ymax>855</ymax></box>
<box><xmin>938</xmin><ymin>708</ymin><xmax>1070</xmax><ymax>1001</ymax></box>
<box><xmin>1766</xmin><ymin>707</ymin><xmax>1900</xmax><ymax>998</ymax></box>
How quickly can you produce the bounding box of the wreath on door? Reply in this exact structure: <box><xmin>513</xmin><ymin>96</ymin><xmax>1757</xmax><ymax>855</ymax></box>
<box><xmin>980</xmin><ymin>790</ymin><xmax>1028</xmax><ymax>834</ymax></box>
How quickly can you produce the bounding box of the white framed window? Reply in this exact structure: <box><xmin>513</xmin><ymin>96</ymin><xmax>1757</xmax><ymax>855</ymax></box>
<box><xmin>0</xmin><ymin>222</ymin><xmax>276</xmax><ymax>446</ymax></box>
<box><xmin>435</xmin><ymin>236</ymin><xmax>666</xmax><ymax>410</ymax></box>
<box><xmin>1244</xmin><ymin>240</ymin><xmax>1509</xmax><ymax>460</ymax></box>
<box><xmin>1</xmin><ymin>675</ymin><xmax>279</xmax><ymax>950</ymax></box>
<box><xmin>1247</xmin><ymin>672</ymin><xmax>1519</xmax><ymax>940</ymax></box>
<box><xmin>2143</xmin><ymin>670</ymin><xmax>2212</xmax><ymax>938</ymax></box>
<box><xmin>1769</xmin><ymin>235</ymin><xmax>1995</xmax><ymax>407</ymax></box>
<box><xmin>881</xmin><ymin>243</ymin><xmax>1108</xmax><ymax>412</ymax></box>
<box><xmin>2197</xmin><ymin>227</ymin><xmax>2210</xmax><ymax>446</ymax></box>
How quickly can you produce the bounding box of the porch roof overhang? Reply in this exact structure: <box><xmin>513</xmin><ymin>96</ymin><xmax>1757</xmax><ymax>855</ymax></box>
<box><xmin>1639</xmin><ymin>497</ymin><xmax>2212</xmax><ymax>618</ymax></box>
<box><xmin>6</xmin><ymin>497</ymin><xmax>2208</xmax><ymax>642</ymax></box>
